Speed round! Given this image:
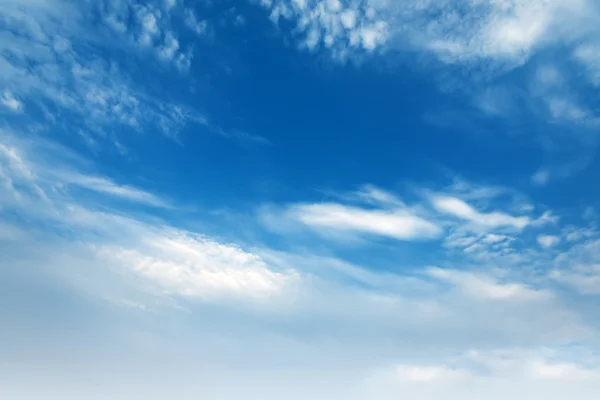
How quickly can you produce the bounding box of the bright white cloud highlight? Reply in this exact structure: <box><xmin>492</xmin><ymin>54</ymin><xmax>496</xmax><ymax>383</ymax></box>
<box><xmin>261</xmin><ymin>0</ymin><xmax>389</xmax><ymax>59</ymax></box>
<box><xmin>98</xmin><ymin>234</ymin><xmax>296</xmax><ymax>301</ymax></box>
<box><xmin>288</xmin><ymin>202</ymin><xmax>441</xmax><ymax>240</ymax></box>
<box><xmin>430</xmin><ymin>195</ymin><xmax>530</xmax><ymax>230</ymax></box>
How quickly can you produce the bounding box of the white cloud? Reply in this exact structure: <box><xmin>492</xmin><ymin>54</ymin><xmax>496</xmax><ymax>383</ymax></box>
<box><xmin>564</xmin><ymin>226</ymin><xmax>597</xmax><ymax>242</ymax></box>
<box><xmin>3</xmin><ymin>3</ymin><xmax>600</xmax><ymax>398</ymax></box>
<box><xmin>340</xmin><ymin>9</ymin><xmax>357</xmax><ymax>29</ymax></box>
<box><xmin>430</xmin><ymin>195</ymin><xmax>530</xmax><ymax>230</ymax></box>
<box><xmin>537</xmin><ymin>234</ymin><xmax>561</xmax><ymax>248</ymax></box>
<box><xmin>443</xmin><ymin>229</ymin><xmax>525</xmax><ymax>265</ymax></box>
<box><xmin>423</xmin><ymin>0</ymin><xmax>571</xmax><ymax>64</ymax></box>
<box><xmin>258</xmin><ymin>0</ymin><xmax>597</xmax><ymax>68</ymax></box>
<box><xmin>481</xmin><ymin>233</ymin><xmax>512</xmax><ymax>245</ymax></box>
<box><xmin>531</xmin><ymin>211</ymin><xmax>559</xmax><ymax>227</ymax></box>
<box><xmin>353</xmin><ymin>184</ymin><xmax>405</xmax><ymax>207</ymax></box>
<box><xmin>393</xmin><ymin>365</ymin><xmax>471</xmax><ymax>383</ymax></box>
<box><xmin>0</xmin><ymin>0</ymin><xmax>207</xmax><ymax>148</ymax></box>
<box><xmin>0</xmin><ymin>133</ymin><xmax>297</xmax><ymax>304</ymax></box>
<box><xmin>3</xmin><ymin>139</ymin><xmax>600</xmax><ymax>400</ymax></box>
<box><xmin>264</xmin><ymin>181</ymin><xmax>545</xmax><ymax>254</ymax></box>
<box><xmin>0</xmin><ymin>141</ymin><xmax>48</xmax><ymax>202</ymax></box>
<box><xmin>0</xmin><ymin>131</ymin><xmax>176</xmax><ymax>214</ymax></box>
<box><xmin>272</xmin><ymin>199</ymin><xmax>441</xmax><ymax>241</ymax></box>
<box><xmin>551</xmin><ymin>267</ymin><xmax>600</xmax><ymax>296</ymax></box>
<box><xmin>256</xmin><ymin>0</ymin><xmax>600</xmax><ymax>146</ymax></box>
<box><xmin>135</xmin><ymin>5</ymin><xmax>160</xmax><ymax>47</ymax></box>
<box><xmin>574</xmin><ymin>43</ymin><xmax>600</xmax><ymax>86</ymax></box>
<box><xmin>260</xmin><ymin>0</ymin><xmax>389</xmax><ymax>59</ymax></box>
<box><xmin>184</xmin><ymin>8</ymin><xmax>209</xmax><ymax>35</ymax></box>
<box><xmin>97</xmin><ymin>234</ymin><xmax>297</xmax><ymax>302</ymax></box>
<box><xmin>103</xmin><ymin>1</ymin><xmax>191</xmax><ymax>69</ymax></box>
<box><xmin>3</xmin><ymin>139</ymin><xmax>588</xmax><ymax>345</ymax></box>
<box><xmin>360</xmin><ymin>348</ymin><xmax>600</xmax><ymax>400</ymax></box>
<box><xmin>530</xmin><ymin>360</ymin><xmax>597</xmax><ymax>380</ymax></box>
<box><xmin>528</xmin><ymin>64</ymin><xmax>600</xmax><ymax>129</ymax></box>
<box><xmin>550</xmin><ymin>236</ymin><xmax>600</xmax><ymax>294</ymax></box>
<box><xmin>0</xmin><ymin>91</ymin><xmax>22</xmax><ymax>112</ymax></box>
<box><xmin>58</xmin><ymin>173</ymin><xmax>170</xmax><ymax>208</ymax></box>
<box><xmin>546</xmin><ymin>96</ymin><xmax>593</xmax><ymax>123</ymax></box>
<box><xmin>427</xmin><ymin>267</ymin><xmax>549</xmax><ymax>302</ymax></box>
<box><xmin>157</xmin><ymin>31</ymin><xmax>181</xmax><ymax>61</ymax></box>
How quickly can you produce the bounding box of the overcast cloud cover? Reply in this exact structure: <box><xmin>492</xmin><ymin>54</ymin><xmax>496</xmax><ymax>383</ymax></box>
<box><xmin>2</xmin><ymin>0</ymin><xmax>600</xmax><ymax>399</ymax></box>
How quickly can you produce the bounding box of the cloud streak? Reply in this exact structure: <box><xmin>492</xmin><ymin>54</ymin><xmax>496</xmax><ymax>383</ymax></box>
<box><xmin>286</xmin><ymin>202</ymin><xmax>441</xmax><ymax>240</ymax></box>
<box><xmin>430</xmin><ymin>195</ymin><xmax>530</xmax><ymax>230</ymax></box>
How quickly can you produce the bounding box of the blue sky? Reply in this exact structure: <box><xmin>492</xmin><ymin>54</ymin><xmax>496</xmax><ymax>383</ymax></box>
<box><xmin>2</xmin><ymin>0</ymin><xmax>600</xmax><ymax>398</ymax></box>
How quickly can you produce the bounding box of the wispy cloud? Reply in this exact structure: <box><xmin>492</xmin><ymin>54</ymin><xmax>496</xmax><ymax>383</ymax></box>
<box><xmin>551</xmin><ymin>266</ymin><xmax>600</xmax><ymax>295</ymax></box>
<box><xmin>430</xmin><ymin>195</ymin><xmax>530</xmax><ymax>230</ymax></box>
<box><xmin>0</xmin><ymin>143</ymin><xmax>293</xmax><ymax>305</ymax></box>
<box><xmin>57</xmin><ymin>173</ymin><xmax>171</xmax><ymax>208</ymax></box>
<box><xmin>0</xmin><ymin>131</ymin><xmax>170</xmax><ymax>210</ymax></box>
<box><xmin>427</xmin><ymin>267</ymin><xmax>549</xmax><ymax>302</ymax></box>
<box><xmin>2</xmin><ymin>138</ymin><xmax>600</xmax><ymax>398</ymax></box>
<box><xmin>261</xmin><ymin>186</ymin><xmax>441</xmax><ymax>242</ymax></box>
<box><xmin>0</xmin><ymin>0</ymin><xmax>267</xmax><ymax>152</ymax></box>
<box><xmin>552</xmin><ymin>236</ymin><xmax>600</xmax><ymax>295</ymax></box>
<box><xmin>3</xmin><ymin>3</ymin><xmax>600</xmax><ymax>398</ymax></box>
<box><xmin>1</xmin><ymin>159</ymin><xmax>589</xmax><ymax>342</ymax></box>
<box><xmin>574</xmin><ymin>42</ymin><xmax>600</xmax><ymax>87</ymax></box>
<box><xmin>287</xmin><ymin>202</ymin><xmax>441</xmax><ymax>240</ymax></box>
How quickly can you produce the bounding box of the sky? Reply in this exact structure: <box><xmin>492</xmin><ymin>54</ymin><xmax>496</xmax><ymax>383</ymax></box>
<box><xmin>1</xmin><ymin>0</ymin><xmax>600</xmax><ymax>398</ymax></box>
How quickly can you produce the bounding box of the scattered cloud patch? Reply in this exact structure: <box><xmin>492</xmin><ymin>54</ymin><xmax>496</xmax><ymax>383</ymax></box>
<box><xmin>0</xmin><ymin>91</ymin><xmax>23</xmax><ymax>112</ymax></box>
<box><xmin>184</xmin><ymin>8</ymin><xmax>209</xmax><ymax>35</ymax></box>
<box><xmin>552</xmin><ymin>237</ymin><xmax>600</xmax><ymax>295</ymax></box>
<box><xmin>102</xmin><ymin>0</ymin><xmax>193</xmax><ymax>70</ymax></box>
<box><xmin>0</xmin><ymin>0</ymin><xmax>207</xmax><ymax>149</ymax></box>
<box><xmin>257</xmin><ymin>0</ymin><xmax>599</xmax><ymax>69</ymax></box>
<box><xmin>260</xmin><ymin>0</ymin><xmax>389</xmax><ymax>60</ymax></box>
<box><xmin>537</xmin><ymin>234</ymin><xmax>561</xmax><ymax>248</ymax></box>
